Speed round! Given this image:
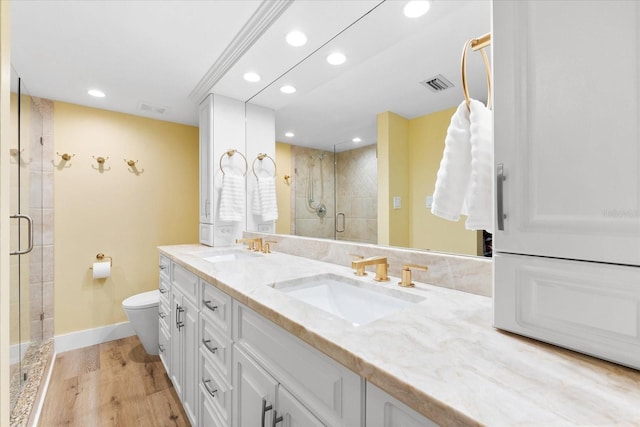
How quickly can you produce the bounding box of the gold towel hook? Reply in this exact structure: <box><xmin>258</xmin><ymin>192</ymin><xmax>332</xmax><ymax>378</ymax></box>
<box><xmin>93</xmin><ymin>155</ymin><xmax>109</xmax><ymax>164</ymax></box>
<box><xmin>461</xmin><ymin>32</ymin><xmax>492</xmax><ymax>111</ymax></box>
<box><xmin>124</xmin><ymin>159</ymin><xmax>138</xmax><ymax>167</ymax></box>
<box><xmin>252</xmin><ymin>153</ymin><xmax>277</xmax><ymax>178</ymax></box>
<box><xmin>56</xmin><ymin>152</ymin><xmax>75</xmax><ymax>161</ymax></box>
<box><xmin>219</xmin><ymin>149</ymin><xmax>248</xmax><ymax>176</ymax></box>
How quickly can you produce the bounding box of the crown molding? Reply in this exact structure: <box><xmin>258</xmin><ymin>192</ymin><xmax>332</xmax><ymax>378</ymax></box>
<box><xmin>189</xmin><ymin>0</ymin><xmax>292</xmax><ymax>105</ymax></box>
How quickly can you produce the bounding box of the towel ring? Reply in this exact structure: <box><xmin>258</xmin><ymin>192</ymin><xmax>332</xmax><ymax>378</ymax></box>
<box><xmin>252</xmin><ymin>153</ymin><xmax>277</xmax><ymax>178</ymax></box>
<box><xmin>219</xmin><ymin>149</ymin><xmax>248</xmax><ymax>176</ymax></box>
<box><xmin>461</xmin><ymin>33</ymin><xmax>492</xmax><ymax>111</ymax></box>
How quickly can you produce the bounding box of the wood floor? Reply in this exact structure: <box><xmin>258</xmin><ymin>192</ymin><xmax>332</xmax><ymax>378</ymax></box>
<box><xmin>39</xmin><ymin>335</ymin><xmax>190</xmax><ymax>426</ymax></box>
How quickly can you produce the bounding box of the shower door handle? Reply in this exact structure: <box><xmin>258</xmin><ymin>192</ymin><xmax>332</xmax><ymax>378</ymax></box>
<box><xmin>9</xmin><ymin>214</ymin><xmax>33</xmax><ymax>255</ymax></box>
<box><xmin>336</xmin><ymin>212</ymin><xmax>345</xmax><ymax>233</ymax></box>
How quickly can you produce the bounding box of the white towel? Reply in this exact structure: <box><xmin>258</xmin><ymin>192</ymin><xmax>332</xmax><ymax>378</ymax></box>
<box><xmin>431</xmin><ymin>101</ymin><xmax>472</xmax><ymax>221</ymax></box>
<box><xmin>431</xmin><ymin>99</ymin><xmax>494</xmax><ymax>232</ymax></box>
<box><xmin>465</xmin><ymin>99</ymin><xmax>494</xmax><ymax>233</ymax></box>
<box><xmin>256</xmin><ymin>176</ymin><xmax>278</xmax><ymax>221</ymax></box>
<box><xmin>219</xmin><ymin>173</ymin><xmax>245</xmax><ymax>222</ymax></box>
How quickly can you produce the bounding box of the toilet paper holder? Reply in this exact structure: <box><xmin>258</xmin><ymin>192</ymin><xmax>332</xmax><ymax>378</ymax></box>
<box><xmin>92</xmin><ymin>253</ymin><xmax>113</xmax><ymax>267</ymax></box>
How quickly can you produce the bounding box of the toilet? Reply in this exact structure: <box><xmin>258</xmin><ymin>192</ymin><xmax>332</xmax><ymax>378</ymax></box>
<box><xmin>122</xmin><ymin>290</ymin><xmax>160</xmax><ymax>355</ymax></box>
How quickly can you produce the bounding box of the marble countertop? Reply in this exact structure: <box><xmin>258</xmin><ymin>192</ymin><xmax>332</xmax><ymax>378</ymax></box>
<box><xmin>159</xmin><ymin>244</ymin><xmax>640</xmax><ymax>427</ymax></box>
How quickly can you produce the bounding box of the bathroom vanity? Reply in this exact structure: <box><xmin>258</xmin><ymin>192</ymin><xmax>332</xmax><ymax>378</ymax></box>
<box><xmin>158</xmin><ymin>242</ymin><xmax>639</xmax><ymax>427</ymax></box>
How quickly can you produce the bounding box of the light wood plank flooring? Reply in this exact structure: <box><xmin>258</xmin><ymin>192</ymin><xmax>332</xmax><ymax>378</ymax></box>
<box><xmin>39</xmin><ymin>335</ymin><xmax>190</xmax><ymax>426</ymax></box>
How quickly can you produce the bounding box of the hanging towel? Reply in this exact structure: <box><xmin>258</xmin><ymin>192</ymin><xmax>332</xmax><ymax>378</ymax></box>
<box><xmin>431</xmin><ymin>101</ymin><xmax>472</xmax><ymax>221</ymax></box>
<box><xmin>257</xmin><ymin>176</ymin><xmax>278</xmax><ymax>221</ymax></box>
<box><xmin>465</xmin><ymin>99</ymin><xmax>494</xmax><ymax>233</ymax></box>
<box><xmin>219</xmin><ymin>173</ymin><xmax>245</xmax><ymax>222</ymax></box>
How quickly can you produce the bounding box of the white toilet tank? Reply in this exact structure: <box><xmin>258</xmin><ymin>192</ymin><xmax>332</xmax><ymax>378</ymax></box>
<box><xmin>122</xmin><ymin>290</ymin><xmax>160</xmax><ymax>355</ymax></box>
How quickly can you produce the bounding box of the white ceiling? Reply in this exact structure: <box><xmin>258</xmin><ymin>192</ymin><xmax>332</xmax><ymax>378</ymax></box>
<box><xmin>11</xmin><ymin>0</ymin><xmax>491</xmax><ymax>150</ymax></box>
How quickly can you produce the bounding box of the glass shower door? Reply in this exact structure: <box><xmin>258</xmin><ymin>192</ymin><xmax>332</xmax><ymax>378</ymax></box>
<box><xmin>9</xmin><ymin>69</ymin><xmax>44</xmax><ymax>412</ymax></box>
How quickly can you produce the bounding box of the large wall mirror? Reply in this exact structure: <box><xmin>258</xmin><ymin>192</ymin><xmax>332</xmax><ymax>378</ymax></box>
<box><xmin>246</xmin><ymin>0</ymin><xmax>491</xmax><ymax>257</ymax></box>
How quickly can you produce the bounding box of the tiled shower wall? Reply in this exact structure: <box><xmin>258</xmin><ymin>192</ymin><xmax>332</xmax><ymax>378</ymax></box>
<box><xmin>335</xmin><ymin>144</ymin><xmax>377</xmax><ymax>244</ymax></box>
<box><xmin>292</xmin><ymin>146</ymin><xmax>335</xmax><ymax>239</ymax></box>
<box><xmin>30</xmin><ymin>97</ymin><xmax>54</xmax><ymax>341</ymax></box>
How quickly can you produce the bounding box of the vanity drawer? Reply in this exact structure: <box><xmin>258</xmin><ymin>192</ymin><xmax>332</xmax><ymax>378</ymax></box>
<box><xmin>199</xmin><ymin>351</ymin><xmax>231</xmax><ymax>425</ymax></box>
<box><xmin>200</xmin><ymin>279</ymin><xmax>232</xmax><ymax>337</ymax></box>
<box><xmin>159</xmin><ymin>276</ymin><xmax>170</xmax><ymax>305</ymax></box>
<box><xmin>233</xmin><ymin>302</ymin><xmax>363</xmax><ymax>427</ymax></box>
<box><xmin>159</xmin><ymin>255</ymin><xmax>170</xmax><ymax>280</ymax></box>
<box><xmin>200</xmin><ymin>315</ymin><xmax>232</xmax><ymax>381</ymax></box>
<box><xmin>158</xmin><ymin>298</ymin><xmax>170</xmax><ymax>332</ymax></box>
<box><xmin>159</xmin><ymin>324</ymin><xmax>170</xmax><ymax>374</ymax></box>
<box><xmin>172</xmin><ymin>263</ymin><xmax>198</xmax><ymax>304</ymax></box>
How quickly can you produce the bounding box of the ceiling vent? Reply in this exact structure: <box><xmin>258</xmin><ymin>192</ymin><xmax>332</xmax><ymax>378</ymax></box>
<box><xmin>137</xmin><ymin>102</ymin><xmax>168</xmax><ymax>115</ymax></box>
<box><xmin>419</xmin><ymin>74</ymin><xmax>454</xmax><ymax>92</ymax></box>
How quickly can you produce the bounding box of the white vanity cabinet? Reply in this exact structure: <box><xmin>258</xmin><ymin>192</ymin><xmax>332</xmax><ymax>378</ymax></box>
<box><xmin>233</xmin><ymin>345</ymin><xmax>324</xmax><ymax>427</ymax></box>
<box><xmin>493</xmin><ymin>0</ymin><xmax>640</xmax><ymax>369</ymax></box>
<box><xmin>158</xmin><ymin>256</ymin><xmax>171</xmax><ymax>372</ymax></box>
<box><xmin>170</xmin><ymin>264</ymin><xmax>199</xmax><ymax>425</ymax></box>
<box><xmin>233</xmin><ymin>301</ymin><xmax>363</xmax><ymax>427</ymax></box>
<box><xmin>366</xmin><ymin>382</ymin><xmax>438</xmax><ymax>427</ymax></box>
<box><xmin>198</xmin><ymin>279</ymin><xmax>233</xmax><ymax>426</ymax></box>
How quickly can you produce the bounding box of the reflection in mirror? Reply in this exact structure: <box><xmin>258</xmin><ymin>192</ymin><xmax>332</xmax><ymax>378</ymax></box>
<box><xmin>251</xmin><ymin>0</ymin><xmax>491</xmax><ymax>257</ymax></box>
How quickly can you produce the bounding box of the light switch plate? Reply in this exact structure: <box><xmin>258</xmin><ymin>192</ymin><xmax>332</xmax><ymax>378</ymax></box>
<box><xmin>393</xmin><ymin>196</ymin><xmax>401</xmax><ymax>209</ymax></box>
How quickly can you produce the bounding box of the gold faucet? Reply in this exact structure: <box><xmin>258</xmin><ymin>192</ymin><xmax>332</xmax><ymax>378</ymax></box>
<box><xmin>235</xmin><ymin>237</ymin><xmax>262</xmax><ymax>252</ymax></box>
<box><xmin>398</xmin><ymin>264</ymin><xmax>428</xmax><ymax>287</ymax></box>
<box><xmin>351</xmin><ymin>256</ymin><xmax>390</xmax><ymax>282</ymax></box>
<box><xmin>262</xmin><ymin>240</ymin><xmax>277</xmax><ymax>254</ymax></box>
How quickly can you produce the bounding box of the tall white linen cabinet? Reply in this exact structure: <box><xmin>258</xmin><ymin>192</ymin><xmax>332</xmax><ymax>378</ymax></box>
<box><xmin>493</xmin><ymin>1</ymin><xmax>640</xmax><ymax>369</ymax></box>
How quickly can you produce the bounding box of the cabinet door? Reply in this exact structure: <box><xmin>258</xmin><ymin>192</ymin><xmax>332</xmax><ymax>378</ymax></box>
<box><xmin>170</xmin><ymin>287</ymin><xmax>184</xmax><ymax>397</ymax></box>
<box><xmin>365</xmin><ymin>382</ymin><xmax>437</xmax><ymax>427</ymax></box>
<box><xmin>277</xmin><ymin>385</ymin><xmax>325</xmax><ymax>427</ymax></box>
<box><xmin>493</xmin><ymin>0</ymin><xmax>640</xmax><ymax>266</ymax></box>
<box><xmin>182</xmin><ymin>297</ymin><xmax>199</xmax><ymax>425</ymax></box>
<box><xmin>494</xmin><ymin>253</ymin><xmax>640</xmax><ymax>370</ymax></box>
<box><xmin>199</xmin><ymin>94</ymin><xmax>214</xmax><ymax>224</ymax></box>
<box><xmin>233</xmin><ymin>346</ymin><xmax>278</xmax><ymax>427</ymax></box>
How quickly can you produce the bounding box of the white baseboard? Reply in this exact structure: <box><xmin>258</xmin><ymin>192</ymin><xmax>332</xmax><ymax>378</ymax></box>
<box><xmin>55</xmin><ymin>321</ymin><xmax>134</xmax><ymax>353</ymax></box>
<box><xmin>10</xmin><ymin>341</ymin><xmax>31</xmax><ymax>365</ymax></box>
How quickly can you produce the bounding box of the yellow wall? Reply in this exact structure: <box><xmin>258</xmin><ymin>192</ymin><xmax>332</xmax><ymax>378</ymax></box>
<box><xmin>408</xmin><ymin>107</ymin><xmax>481</xmax><ymax>256</ymax></box>
<box><xmin>377</xmin><ymin>107</ymin><xmax>480</xmax><ymax>255</ymax></box>
<box><xmin>275</xmin><ymin>142</ymin><xmax>292</xmax><ymax>235</ymax></box>
<box><xmin>0</xmin><ymin>1</ymin><xmax>11</xmax><ymax>420</ymax></box>
<box><xmin>54</xmin><ymin>102</ymin><xmax>198</xmax><ymax>335</ymax></box>
<box><xmin>377</xmin><ymin>111</ymin><xmax>410</xmax><ymax>247</ymax></box>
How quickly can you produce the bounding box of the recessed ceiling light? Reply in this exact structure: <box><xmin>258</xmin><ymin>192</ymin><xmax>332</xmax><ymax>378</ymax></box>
<box><xmin>326</xmin><ymin>52</ymin><xmax>346</xmax><ymax>65</ymax></box>
<box><xmin>243</xmin><ymin>72</ymin><xmax>261</xmax><ymax>82</ymax></box>
<box><xmin>88</xmin><ymin>89</ymin><xmax>105</xmax><ymax>98</ymax></box>
<box><xmin>280</xmin><ymin>85</ymin><xmax>296</xmax><ymax>94</ymax></box>
<box><xmin>286</xmin><ymin>31</ymin><xmax>307</xmax><ymax>47</ymax></box>
<box><xmin>403</xmin><ymin>1</ymin><xmax>431</xmax><ymax>18</ymax></box>
<box><xmin>285</xmin><ymin>132</ymin><xmax>294</xmax><ymax>138</ymax></box>
<box><xmin>352</xmin><ymin>137</ymin><xmax>362</xmax><ymax>143</ymax></box>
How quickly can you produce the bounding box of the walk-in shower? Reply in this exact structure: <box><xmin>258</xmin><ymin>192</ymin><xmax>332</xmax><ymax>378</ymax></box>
<box><xmin>9</xmin><ymin>67</ymin><xmax>54</xmax><ymax>424</ymax></box>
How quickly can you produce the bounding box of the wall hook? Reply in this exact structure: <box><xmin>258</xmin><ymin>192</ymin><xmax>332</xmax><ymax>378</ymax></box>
<box><xmin>93</xmin><ymin>155</ymin><xmax>109</xmax><ymax>164</ymax></box>
<box><xmin>284</xmin><ymin>174</ymin><xmax>291</xmax><ymax>185</ymax></box>
<box><xmin>124</xmin><ymin>158</ymin><xmax>144</xmax><ymax>174</ymax></box>
<box><xmin>56</xmin><ymin>152</ymin><xmax>75</xmax><ymax>161</ymax></box>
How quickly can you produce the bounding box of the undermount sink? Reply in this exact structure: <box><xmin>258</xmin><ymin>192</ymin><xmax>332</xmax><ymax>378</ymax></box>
<box><xmin>274</xmin><ymin>273</ymin><xmax>424</xmax><ymax>326</ymax></box>
<box><xmin>193</xmin><ymin>249</ymin><xmax>263</xmax><ymax>263</ymax></box>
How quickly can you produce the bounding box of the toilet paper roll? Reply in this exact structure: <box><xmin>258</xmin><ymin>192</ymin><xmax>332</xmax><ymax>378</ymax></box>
<box><xmin>92</xmin><ymin>261</ymin><xmax>111</xmax><ymax>279</ymax></box>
